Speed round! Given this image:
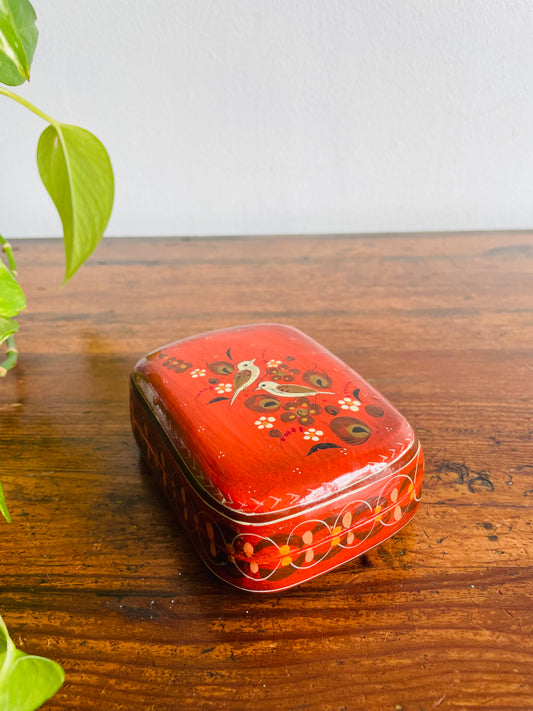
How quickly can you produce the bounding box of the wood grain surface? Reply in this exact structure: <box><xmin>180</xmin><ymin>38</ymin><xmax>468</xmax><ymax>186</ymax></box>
<box><xmin>0</xmin><ymin>232</ymin><xmax>532</xmax><ymax>711</ymax></box>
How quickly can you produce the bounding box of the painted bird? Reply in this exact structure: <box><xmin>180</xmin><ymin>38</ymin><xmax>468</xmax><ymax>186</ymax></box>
<box><xmin>255</xmin><ymin>381</ymin><xmax>334</xmax><ymax>398</ymax></box>
<box><xmin>230</xmin><ymin>359</ymin><xmax>260</xmax><ymax>405</ymax></box>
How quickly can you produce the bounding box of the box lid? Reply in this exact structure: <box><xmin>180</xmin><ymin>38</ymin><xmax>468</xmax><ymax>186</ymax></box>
<box><xmin>131</xmin><ymin>324</ymin><xmax>417</xmax><ymax>521</ymax></box>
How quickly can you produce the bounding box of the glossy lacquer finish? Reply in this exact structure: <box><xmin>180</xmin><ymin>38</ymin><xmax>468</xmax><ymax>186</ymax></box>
<box><xmin>130</xmin><ymin>323</ymin><xmax>423</xmax><ymax>591</ymax></box>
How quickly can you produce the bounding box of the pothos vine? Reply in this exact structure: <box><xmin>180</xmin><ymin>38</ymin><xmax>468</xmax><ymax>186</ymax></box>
<box><xmin>0</xmin><ymin>1</ymin><xmax>115</xmax><ymax>706</ymax></box>
<box><xmin>0</xmin><ymin>235</ymin><xmax>19</xmax><ymax>376</ymax></box>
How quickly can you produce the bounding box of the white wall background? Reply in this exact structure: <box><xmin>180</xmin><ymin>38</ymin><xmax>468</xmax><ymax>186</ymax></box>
<box><xmin>1</xmin><ymin>0</ymin><xmax>533</xmax><ymax>238</ymax></box>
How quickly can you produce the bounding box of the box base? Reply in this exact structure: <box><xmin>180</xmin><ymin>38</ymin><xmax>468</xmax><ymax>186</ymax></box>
<box><xmin>131</xmin><ymin>379</ymin><xmax>424</xmax><ymax>592</ymax></box>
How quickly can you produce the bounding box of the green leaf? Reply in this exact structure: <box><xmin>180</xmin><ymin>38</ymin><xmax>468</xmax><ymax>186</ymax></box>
<box><xmin>0</xmin><ymin>614</ymin><xmax>64</xmax><ymax>711</ymax></box>
<box><xmin>0</xmin><ymin>0</ymin><xmax>38</xmax><ymax>86</ymax></box>
<box><xmin>37</xmin><ymin>123</ymin><xmax>114</xmax><ymax>282</ymax></box>
<box><xmin>0</xmin><ymin>260</ymin><xmax>25</xmax><ymax>318</ymax></box>
<box><xmin>0</xmin><ymin>479</ymin><xmax>10</xmax><ymax>522</ymax></box>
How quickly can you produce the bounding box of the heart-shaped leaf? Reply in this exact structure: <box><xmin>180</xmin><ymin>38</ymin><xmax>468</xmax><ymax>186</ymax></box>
<box><xmin>0</xmin><ymin>615</ymin><xmax>64</xmax><ymax>710</ymax></box>
<box><xmin>0</xmin><ymin>0</ymin><xmax>38</xmax><ymax>86</ymax></box>
<box><xmin>37</xmin><ymin>123</ymin><xmax>114</xmax><ymax>282</ymax></box>
<box><xmin>0</xmin><ymin>260</ymin><xmax>25</xmax><ymax>318</ymax></box>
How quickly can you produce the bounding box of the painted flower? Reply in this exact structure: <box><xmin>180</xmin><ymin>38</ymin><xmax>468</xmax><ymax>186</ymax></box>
<box><xmin>266</xmin><ymin>363</ymin><xmax>300</xmax><ymax>382</ymax></box>
<box><xmin>191</xmin><ymin>368</ymin><xmax>207</xmax><ymax>378</ymax></box>
<box><xmin>215</xmin><ymin>382</ymin><xmax>233</xmax><ymax>394</ymax></box>
<box><xmin>254</xmin><ymin>416</ymin><xmax>276</xmax><ymax>429</ymax></box>
<box><xmin>266</xmin><ymin>359</ymin><xmax>282</xmax><ymax>368</ymax></box>
<box><xmin>159</xmin><ymin>356</ymin><xmax>192</xmax><ymax>373</ymax></box>
<box><xmin>280</xmin><ymin>397</ymin><xmax>322</xmax><ymax>426</ymax></box>
<box><xmin>338</xmin><ymin>397</ymin><xmax>360</xmax><ymax>412</ymax></box>
<box><xmin>303</xmin><ymin>428</ymin><xmax>324</xmax><ymax>442</ymax></box>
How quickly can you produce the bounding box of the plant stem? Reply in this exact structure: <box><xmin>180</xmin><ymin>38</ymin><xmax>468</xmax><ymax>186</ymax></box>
<box><xmin>0</xmin><ymin>336</ymin><xmax>18</xmax><ymax>377</ymax></box>
<box><xmin>0</xmin><ymin>86</ymin><xmax>58</xmax><ymax>126</ymax></box>
<box><xmin>0</xmin><ymin>235</ymin><xmax>17</xmax><ymax>275</ymax></box>
<box><xmin>0</xmin><ymin>235</ymin><xmax>19</xmax><ymax>375</ymax></box>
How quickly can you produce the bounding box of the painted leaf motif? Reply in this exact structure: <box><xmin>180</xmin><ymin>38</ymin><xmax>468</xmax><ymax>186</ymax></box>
<box><xmin>37</xmin><ymin>123</ymin><xmax>114</xmax><ymax>282</ymax></box>
<box><xmin>365</xmin><ymin>404</ymin><xmax>384</xmax><ymax>418</ymax></box>
<box><xmin>330</xmin><ymin>416</ymin><xmax>371</xmax><ymax>445</ymax></box>
<box><xmin>207</xmin><ymin>396</ymin><xmax>230</xmax><ymax>404</ymax></box>
<box><xmin>0</xmin><ymin>614</ymin><xmax>65</xmax><ymax>711</ymax></box>
<box><xmin>306</xmin><ymin>442</ymin><xmax>343</xmax><ymax>456</ymax></box>
<box><xmin>303</xmin><ymin>369</ymin><xmax>332</xmax><ymax>389</ymax></box>
<box><xmin>244</xmin><ymin>394</ymin><xmax>281</xmax><ymax>413</ymax></box>
<box><xmin>207</xmin><ymin>361</ymin><xmax>234</xmax><ymax>375</ymax></box>
<box><xmin>0</xmin><ymin>0</ymin><xmax>38</xmax><ymax>86</ymax></box>
<box><xmin>0</xmin><ymin>260</ymin><xmax>25</xmax><ymax>318</ymax></box>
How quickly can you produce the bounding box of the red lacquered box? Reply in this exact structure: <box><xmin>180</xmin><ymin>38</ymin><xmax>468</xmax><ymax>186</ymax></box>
<box><xmin>130</xmin><ymin>323</ymin><xmax>423</xmax><ymax>592</ymax></box>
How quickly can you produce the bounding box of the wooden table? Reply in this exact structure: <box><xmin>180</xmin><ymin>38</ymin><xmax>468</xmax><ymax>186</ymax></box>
<box><xmin>1</xmin><ymin>233</ymin><xmax>532</xmax><ymax>711</ymax></box>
